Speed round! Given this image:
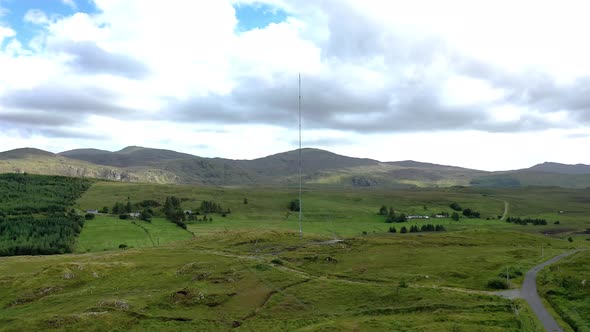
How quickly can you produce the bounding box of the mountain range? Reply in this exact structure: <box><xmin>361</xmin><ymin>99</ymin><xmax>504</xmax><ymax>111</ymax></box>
<box><xmin>1</xmin><ymin>146</ymin><xmax>590</xmax><ymax>188</ymax></box>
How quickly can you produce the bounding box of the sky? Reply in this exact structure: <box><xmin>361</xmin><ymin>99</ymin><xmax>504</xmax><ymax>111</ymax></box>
<box><xmin>1</xmin><ymin>0</ymin><xmax>590</xmax><ymax>171</ymax></box>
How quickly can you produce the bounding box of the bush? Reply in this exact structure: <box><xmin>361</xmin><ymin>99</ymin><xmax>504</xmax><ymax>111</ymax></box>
<box><xmin>451</xmin><ymin>212</ymin><xmax>460</xmax><ymax>221</ymax></box>
<box><xmin>388</xmin><ymin>226</ymin><xmax>397</xmax><ymax>233</ymax></box>
<box><xmin>119</xmin><ymin>214</ymin><xmax>129</xmax><ymax>220</ymax></box>
<box><xmin>568</xmin><ymin>237</ymin><xmax>573</xmax><ymax>243</ymax></box>
<box><xmin>400</xmin><ymin>226</ymin><xmax>408</xmax><ymax>234</ymax></box>
<box><xmin>450</xmin><ymin>202</ymin><xmax>462</xmax><ymax>211</ymax></box>
<box><xmin>288</xmin><ymin>199</ymin><xmax>300</xmax><ymax>212</ymax></box>
<box><xmin>84</xmin><ymin>213</ymin><xmax>95</xmax><ymax>220</ymax></box>
<box><xmin>554</xmin><ymin>220</ymin><xmax>560</xmax><ymax>224</ymax></box>
<box><xmin>462</xmin><ymin>208</ymin><xmax>481</xmax><ymax>218</ymax></box>
<box><xmin>118</xmin><ymin>244</ymin><xmax>128</xmax><ymax>249</ymax></box>
<box><xmin>487</xmin><ymin>278</ymin><xmax>508</xmax><ymax>289</ymax></box>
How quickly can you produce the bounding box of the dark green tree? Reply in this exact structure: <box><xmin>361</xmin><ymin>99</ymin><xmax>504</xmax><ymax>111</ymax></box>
<box><xmin>450</xmin><ymin>202</ymin><xmax>462</xmax><ymax>211</ymax></box>
<box><xmin>289</xmin><ymin>199</ymin><xmax>300</xmax><ymax>212</ymax></box>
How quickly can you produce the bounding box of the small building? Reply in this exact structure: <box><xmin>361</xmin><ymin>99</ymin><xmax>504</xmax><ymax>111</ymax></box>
<box><xmin>184</xmin><ymin>210</ymin><xmax>193</xmax><ymax>215</ymax></box>
<box><xmin>86</xmin><ymin>209</ymin><xmax>98</xmax><ymax>214</ymax></box>
<box><xmin>407</xmin><ymin>215</ymin><xmax>429</xmax><ymax>219</ymax></box>
<box><xmin>434</xmin><ymin>214</ymin><xmax>447</xmax><ymax>218</ymax></box>
<box><xmin>129</xmin><ymin>212</ymin><xmax>141</xmax><ymax>218</ymax></box>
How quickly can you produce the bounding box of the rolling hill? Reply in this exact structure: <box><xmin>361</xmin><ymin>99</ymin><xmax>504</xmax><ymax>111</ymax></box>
<box><xmin>525</xmin><ymin>162</ymin><xmax>590</xmax><ymax>174</ymax></box>
<box><xmin>2</xmin><ymin>146</ymin><xmax>590</xmax><ymax>188</ymax></box>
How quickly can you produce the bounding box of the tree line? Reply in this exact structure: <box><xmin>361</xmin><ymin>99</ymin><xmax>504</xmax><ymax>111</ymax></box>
<box><xmin>388</xmin><ymin>224</ymin><xmax>446</xmax><ymax>233</ymax></box>
<box><xmin>0</xmin><ymin>174</ymin><xmax>92</xmax><ymax>256</ymax></box>
<box><xmin>0</xmin><ymin>213</ymin><xmax>84</xmax><ymax>256</ymax></box>
<box><xmin>0</xmin><ymin>173</ymin><xmax>92</xmax><ymax>215</ymax></box>
<box><xmin>505</xmin><ymin>217</ymin><xmax>548</xmax><ymax>225</ymax></box>
<box><xmin>378</xmin><ymin>206</ymin><xmax>408</xmax><ymax>223</ymax></box>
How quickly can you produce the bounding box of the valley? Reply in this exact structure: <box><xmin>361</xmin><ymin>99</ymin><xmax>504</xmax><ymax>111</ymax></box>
<box><xmin>1</xmin><ymin>175</ymin><xmax>589</xmax><ymax>331</ymax></box>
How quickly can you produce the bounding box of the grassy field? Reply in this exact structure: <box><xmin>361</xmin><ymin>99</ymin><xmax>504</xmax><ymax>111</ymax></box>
<box><xmin>75</xmin><ymin>182</ymin><xmax>590</xmax><ymax>242</ymax></box>
<box><xmin>75</xmin><ymin>216</ymin><xmax>193</xmax><ymax>253</ymax></box>
<box><xmin>538</xmin><ymin>250</ymin><xmax>590</xmax><ymax>331</ymax></box>
<box><xmin>0</xmin><ymin>230</ymin><xmax>556</xmax><ymax>331</ymax></box>
<box><xmin>0</xmin><ymin>181</ymin><xmax>589</xmax><ymax>331</ymax></box>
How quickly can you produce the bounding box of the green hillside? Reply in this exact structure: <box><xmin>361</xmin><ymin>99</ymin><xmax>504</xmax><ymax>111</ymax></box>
<box><xmin>3</xmin><ymin>146</ymin><xmax>590</xmax><ymax>188</ymax></box>
<box><xmin>1</xmin><ymin>178</ymin><xmax>590</xmax><ymax>330</ymax></box>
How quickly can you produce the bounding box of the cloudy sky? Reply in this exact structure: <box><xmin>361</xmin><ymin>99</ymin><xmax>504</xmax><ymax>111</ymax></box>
<box><xmin>1</xmin><ymin>0</ymin><xmax>590</xmax><ymax>171</ymax></box>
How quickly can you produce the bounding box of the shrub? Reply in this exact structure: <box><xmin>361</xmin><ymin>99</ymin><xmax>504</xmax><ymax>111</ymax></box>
<box><xmin>118</xmin><ymin>244</ymin><xmax>128</xmax><ymax>249</ymax></box>
<box><xmin>289</xmin><ymin>199</ymin><xmax>300</xmax><ymax>212</ymax></box>
<box><xmin>487</xmin><ymin>278</ymin><xmax>508</xmax><ymax>289</ymax></box>
<box><xmin>388</xmin><ymin>226</ymin><xmax>397</xmax><ymax>233</ymax></box>
<box><xmin>84</xmin><ymin>213</ymin><xmax>95</xmax><ymax>220</ymax></box>
<box><xmin>119</xmin><ymin>214</ymin><xmax>129</xmax><ymax>220</ymax></box>
<box><xmin>450</xmin><ymin>202</ymin><xmax>462</xmax><ymax>211</ymax></box>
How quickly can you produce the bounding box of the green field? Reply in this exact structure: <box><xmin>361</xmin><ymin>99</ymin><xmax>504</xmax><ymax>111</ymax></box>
<box><xmin>1</xmin><ymin>180</ymin><xmax>589</xmax><ymax>331</ymax></box>
<box><xmin>76</xmin><ymin>216</ymin><xmax>193</xmax><ymax>253</ymax></box>
<box><xmin>538</xmin><ymin>250</ymin><xmax>590</xmax><ymax>331</ymax></box>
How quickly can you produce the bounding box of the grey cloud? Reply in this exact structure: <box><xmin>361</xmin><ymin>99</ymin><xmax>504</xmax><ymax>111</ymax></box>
<box><xmin>455</xmin><ymin>57</ymin><xmax>590</xmax><ymax>121</ymax></box>
<box><xmin>0</xmin><ymin>83</ymin><xmax>137</xmax><ymax>140</ymax></box>
<box><xmin>0</xmin><ymin>110</ymin><xmax>102</xmax><ymax>139</ymax></box>
<box><xmin>41</xmin><ymin>127</ymin><xmax>103</xmax><ymax>139</ymax></box>
<box><xmin>291</xmin><ymin>137</ymin><xmax>354</xmax><ymax>147</ymax></box>
<box><xmin>0</xmin><ymin>111</ymin><xmax>77</xmax><ymax>126</ymax></box>
<box><xmin>51</xmin><ymin>41</ymin><xmax>151</xmax><ymax>79</ymax></box>
<box><xmin>167</xmin><ymin>70</ymin><xmax>558</xmax><ymax>134</ymax></box>
<box><xmin>1</xmin><ymin>83</ymin><xmax>133</xmax><ymax>115</ymax></box>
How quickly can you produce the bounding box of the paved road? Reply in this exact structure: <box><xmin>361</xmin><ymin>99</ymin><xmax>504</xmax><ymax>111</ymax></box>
<box><xmin>520</xmin><ymin>249</ymin><xmax>582</xmax><ymax>332</ymax></box>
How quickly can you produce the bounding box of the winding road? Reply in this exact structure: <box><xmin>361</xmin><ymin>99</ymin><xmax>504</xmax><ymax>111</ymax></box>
<box><xmin>497</xmin><ymin>249</ymin><xmax>582</xmax><ymax>332</ymax></box>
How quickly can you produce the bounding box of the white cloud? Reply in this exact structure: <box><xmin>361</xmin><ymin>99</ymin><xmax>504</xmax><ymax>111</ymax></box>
<box><xmin>1</xmin><ymin>0</ymin><xmax>590</xmax><ymax>170</ymax></box>
<box><xmin>61</xmin><ymin>0</ymin><xmax>77</xmax><ymax>10</ymax></box>
<box><xmin>24</xmin><ymin>9</ymin><xmax>50</xmax><ymax>25</ymax></box>
<box><xmin>0</xmin><ymin>25</ymin><xmax>15</xmax><ymax>45</ymax></box>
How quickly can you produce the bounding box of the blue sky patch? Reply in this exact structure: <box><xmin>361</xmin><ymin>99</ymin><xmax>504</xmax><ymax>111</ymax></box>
<box><xmin>0</xmin><ymin>0</ymin><xmax>98</xmax><ymax>46</ymax></box>
<box><xmin>234</xmin><ymin>2</ymin><xmax>288</xmax><ymax>32</ymax></box>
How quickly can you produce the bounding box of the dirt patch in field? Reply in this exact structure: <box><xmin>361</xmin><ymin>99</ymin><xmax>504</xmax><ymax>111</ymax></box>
<box><xmin>542</xmin><ymin>228</ymin><xmax>575</xmax><ymax>235</ymax></box>
<box><xmin>169</xmin><ymin>288</ymin><xmax>236</xmax><ymax>307</ymax></box>
<box><xmin>6</xmin><ymin>286</ymin><xmax>63</xmax><ymax>307</ymax></box>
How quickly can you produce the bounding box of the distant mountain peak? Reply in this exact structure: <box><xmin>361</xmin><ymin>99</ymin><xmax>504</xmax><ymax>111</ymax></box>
<box><xmin>117</xmin><ymin>146</ymin><xmax>146</xmax><ymax>153</ymax></box>
<box><xmin>527</xmin><ymin>161</ymin><xmax>590</xmax><ymax>174</ymax></box>
<box><xmin>0</xmin><ymin>148</ymin><xmax>55</xmax><ymax>159</ymax></box>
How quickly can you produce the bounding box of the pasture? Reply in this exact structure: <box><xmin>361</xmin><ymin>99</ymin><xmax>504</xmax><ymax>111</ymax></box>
<box><xmin>0</xmin><ymin>181</ymin><xmax>588</xmax><ymax>331</ymax></box>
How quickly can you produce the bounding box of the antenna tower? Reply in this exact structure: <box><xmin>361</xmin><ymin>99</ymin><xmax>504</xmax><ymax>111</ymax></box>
<box><xmin>298</xmin><ymin>73</ymin><xmax>303</xmax><ymax>237</ymax></box>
